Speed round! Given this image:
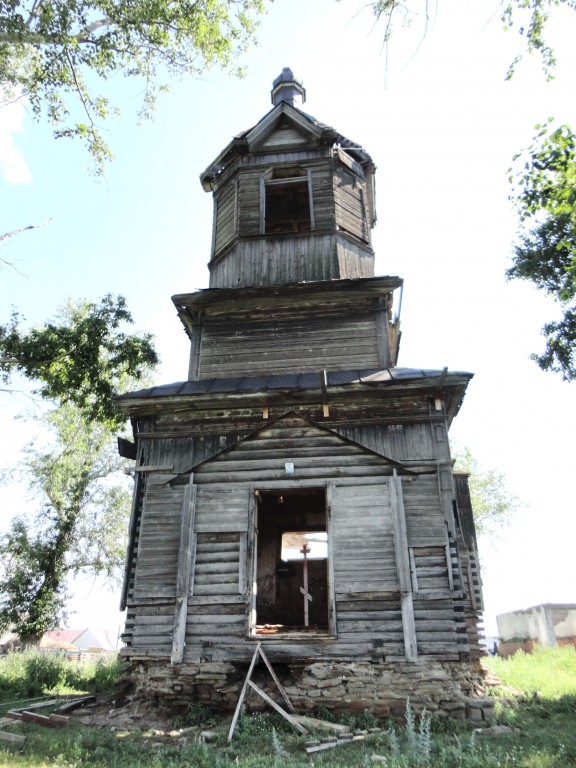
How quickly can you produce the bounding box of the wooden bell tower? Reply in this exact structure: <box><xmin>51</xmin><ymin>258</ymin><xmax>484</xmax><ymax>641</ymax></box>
<box><xmin>118</xmin><ymin>70</ymin><xmax>488</xmax><ymax>723</ymax></box>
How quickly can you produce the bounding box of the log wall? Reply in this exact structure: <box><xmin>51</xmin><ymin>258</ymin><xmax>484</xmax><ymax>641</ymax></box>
<box><xmin>122</xmin><ymin>417</ymin><xmax>474</xmax><ymax>665</ymax></box>
<box><xmin>208</xmin><ymin>232</ymin><xmax>374</xmax><ymax>288</ymax></box>
<box><xmin>198</xmin><ymin>310</ymin><xmax>381</xmax><ymax>379</ymax></box>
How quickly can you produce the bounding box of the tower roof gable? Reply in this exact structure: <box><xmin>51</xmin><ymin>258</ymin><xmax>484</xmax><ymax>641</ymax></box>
<box><xmin>200</xmin><ymin>100</ymin><xmax>372</xmax><ymax>191</ymax></box>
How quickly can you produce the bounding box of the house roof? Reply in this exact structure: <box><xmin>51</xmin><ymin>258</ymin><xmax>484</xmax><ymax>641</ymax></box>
<box><xmin>43</xmin><ymin>629</ymin><xmax>85</xmax><ymax>645</ymax></box>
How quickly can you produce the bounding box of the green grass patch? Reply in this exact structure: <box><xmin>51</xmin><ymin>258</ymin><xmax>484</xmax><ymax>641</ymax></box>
<box><xmin>485</xmin><ymin>644</ymin><xmax>576</xmax><ymax>698</ymax></box>
<box><xmin>0</xmin><ymin>647</ymin><xmax>575</xmax><ymax>766</ymax></box>
<box><xmin>0</xmin><ymin>649</ymin><xmax>121</xmax><ymax>705</ymax></box>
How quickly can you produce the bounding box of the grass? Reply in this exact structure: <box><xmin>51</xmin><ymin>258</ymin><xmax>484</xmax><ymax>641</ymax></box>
<box><xmin>485</xmin><ymin>644</ymin><xmax>576</xmax><ymax>698</ymax></box>
<box><xmin>0</xmin><ymin>646</ymin><xmax>575</xmax><ymax>766</ymax></box>
<box><xmin>0</xmin><ymin>649</ymin><xmax>121</xmax><ymax>712</ymax></box>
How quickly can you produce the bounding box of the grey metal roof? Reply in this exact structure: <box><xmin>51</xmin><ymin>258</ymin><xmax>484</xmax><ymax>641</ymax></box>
<box><xmin>119</xmin><ymin>367</ymin><xmax>472</xmax><ymax>402</ymax></box>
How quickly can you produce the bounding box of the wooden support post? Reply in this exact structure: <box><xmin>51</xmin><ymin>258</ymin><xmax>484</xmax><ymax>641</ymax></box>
<box><xmin>171</xmin><ymin>478</ymin><xmax>197</xmax><ymax>664</ymax></box>
<box><xmin>299</xmin><ymin>542</ymin><xmax>312</xmax><ymax>627</ymax></box>
<box><xmin>228</xmin><ymin>643</ymin><xmax>261</xmax><ymax>742</ymax></box>
<box><xmin>390</xmin><ymin>470</ymin><xmax>418</xmax><ymax>662</ymax></box>
<box><xmin>247</xmin><ymin>681</ymin><xmax>308</xmax><ymax>734</ymax></box>
<box><xmin>228</xmin><ymin>641</ymin><xmax>306</xmax><ymax>742</ymax></box>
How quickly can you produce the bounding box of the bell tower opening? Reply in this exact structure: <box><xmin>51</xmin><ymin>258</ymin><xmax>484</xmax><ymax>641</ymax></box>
<box><xmin>264</xmin><ymin>168</ymin><xmax>312</xmax><ymax>235</ymax></box>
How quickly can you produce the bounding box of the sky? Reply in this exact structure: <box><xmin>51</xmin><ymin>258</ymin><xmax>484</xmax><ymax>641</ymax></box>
<box><xmin>1</xmin><ymin>0</ymin><xmax>575</xmax><ymax>641</ymax></box>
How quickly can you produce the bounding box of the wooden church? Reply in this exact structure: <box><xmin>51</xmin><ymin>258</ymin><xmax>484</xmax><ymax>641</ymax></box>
<box><xmin>117</xmin><ymin>69</ymin><xmax>489</xmax><ymax>720</ymax></box>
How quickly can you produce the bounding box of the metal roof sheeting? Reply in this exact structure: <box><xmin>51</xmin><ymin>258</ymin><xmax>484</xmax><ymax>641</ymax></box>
<box><xmin>119</xmin><ymin>367</ymin><xmax>472</xmax><ymax>402</ymax></box>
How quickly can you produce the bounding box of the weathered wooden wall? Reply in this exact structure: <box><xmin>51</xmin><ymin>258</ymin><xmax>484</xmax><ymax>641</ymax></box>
<box><xmin>208</xmin><ymin>232</ymin><xmax>374</xmax><ymax>288</ymax></box>
<box><xmin>122</xmin><ymin>416</ymin><xmax>476</xmax><ymax>665</ymax></box>
<box><xmin>198</xmin><ymin>310</ymin><xmax>381</xmax><ymax>379</ymax></box>
<box><xmin>208</xmin><ymin>148</ymin><xmax>374</xmax><ymax>288</ymax></box>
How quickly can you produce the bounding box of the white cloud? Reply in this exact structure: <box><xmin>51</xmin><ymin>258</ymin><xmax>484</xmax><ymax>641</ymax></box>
<box><xmin>0</xmin><ymin>95</ymin><xmax>32</xmax><ymax>184</ymax></box>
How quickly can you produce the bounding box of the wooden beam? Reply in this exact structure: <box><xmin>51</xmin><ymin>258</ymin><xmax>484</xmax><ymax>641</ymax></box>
<box><xmin>228</xmin><ymin>643</ymin><xmax>261</xmax><ymax>742</ymax></box>
<box><xmin>247</xmin><ymin>680</ymin><xmax>308</xmax><ymax>735</ymax></box>
<box><xmin>0</xmin><ymin>731</ymin><xmax>25</xmax><ymax>744</ymax></box>
<box><xmin>390</xmin><ymin>470</ymin><xmax>418</xmax><ymax>662</ymax></box>
<box><xmin>171</xmin><ymin>478</ymin><xmax>197</xmax><ymax>664</ymax></box>
<box><xmin>375</xmin><ymin>295</ymin><xmax>392</xmax><ymax>367</ymax></box>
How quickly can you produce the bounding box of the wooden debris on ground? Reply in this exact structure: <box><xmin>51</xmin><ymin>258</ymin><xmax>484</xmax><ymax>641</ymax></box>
<box><xmin>305</xmin><ymin>727</ymin><xmax>384</xmax><ymax>754</ymax></box>
<box><xmin>0</xmin><ymin>693</ymin><xmax>96</xmax><ymax>743</ymax></box>
<box><xmin>228</xmin><ymin>641</ymin><xmax>308</xmax><ymax>741</ymax></box>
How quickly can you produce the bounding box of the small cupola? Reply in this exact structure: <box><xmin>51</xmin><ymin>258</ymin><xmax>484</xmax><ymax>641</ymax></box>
<box><xmin>271</xmin><ymin>67</ymin><xmax>306</xmax><ymax>108</ymax></box>
<box><xmin>201</xmin><ymin>72</ymin><xmax>377</xmax><ymax>288</ymax></box>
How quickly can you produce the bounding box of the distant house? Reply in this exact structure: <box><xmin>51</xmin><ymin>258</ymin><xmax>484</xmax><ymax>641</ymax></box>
<box><xmin>41</xmin><ymin>628</ymin><xmax>117</xmax><ymax>653</ymax></box>
<box><xmin>497</xmin><ymin>603</ymin><xmax>576</xmax><ymax>657</ymax></box>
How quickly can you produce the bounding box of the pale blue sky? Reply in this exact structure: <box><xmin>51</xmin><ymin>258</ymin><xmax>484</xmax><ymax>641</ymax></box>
<box><xmin>1</xmin><ymin>0</ymin><xmax>575</xmax><ymax>638</ymax></box>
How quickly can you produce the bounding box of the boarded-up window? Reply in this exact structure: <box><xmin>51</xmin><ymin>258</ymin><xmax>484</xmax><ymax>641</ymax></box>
<box><xmin>330</xmin><ymin>483</ymin><xmax>398</xmax><ymax>594</ymax></box>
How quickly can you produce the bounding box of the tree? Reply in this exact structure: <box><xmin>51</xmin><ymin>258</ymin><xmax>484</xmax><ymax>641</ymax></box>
<box><xmin>453</xmin><ymin>446</ymin><xmax>520</xmax><ymax>538</ymax></box>
<box><xmin>368</xmin><ymin>0</ymin><xmax>576</xmax><ymax>78</ymax></box>
<box><xmin>0</xmin><ymin>296</ymin><xmax>156</xmax><ymax>642</ymax></box>
<box><xmin>369</xmin><ymin>1</ymin><xmax>576</xmax><ymax>380</ymax></box>
<box><xmin>0</xmin><ymin>402</ymin><xmax>132</xmax><ymax>643</ymax></box>
<box><xmin>0</xmin><ymin>294</ymin><xmax>158</xmax><ymax>428</ymax></box>
<box><xmin>0</xmin><ymin>0</ymin><xmax>267</xmax><ymax>172</ymax></box>
<box><xmin>508</xmin><ymin>123</ymin><xmax>576</xmax><ymax>380</ymax></box>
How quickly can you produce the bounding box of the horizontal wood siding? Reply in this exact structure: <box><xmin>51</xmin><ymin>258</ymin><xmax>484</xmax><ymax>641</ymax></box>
<box><xmin>193</xmin><ymin>486</ymin><xmax>251</xmax><ymax>532</ymax></box>
<box><xmin>185</xmin><ymin>487</ymin><xmax>251</xmax><ymax>655</ymax></box>
<box><xmin>123</xmin><ymin>603</ymin><xmax>173</xmax><ymax>654</ymax></box>
<box><xmin>260</xmin><ymin>124</ymin><xmax>310</xmax><ymax>150</ymax></box>
<box><xmin>411</xmin><ymin>546</ymin><xmax>450</xmax><ymax>592</ymax></box>
<box><xmin>192</xmin><ymin>418</ymin><xmax>391</xmax><ymax>486</ymax></box>
<box><xmin>412</xmin><ymin>595</ymin><xmax>467</xmax><ymax>658</ymax></box>
<box><xmin>333</xmin><ymin>424</ymin><xmax>436</xmax><ymax>463</ymax></box>
<box><xmin>138</xmin><ymin>436</ymin><xmax>241</xmax><ymax>474</ymax></box>
<box><xmin>132</xmin><ymin>474</ymin><xmax>184</xmax><ymax>600</ymax></box>
<box><xmin>199</xmin><ymin>312</ymin><xmax>380</xmax><ymax>378</ymax></box>
<box><xmin>403</xmin><ymin>475</ymin><xmax>448</xmax><ymax>546</ymax></box>
<box><xmin>193</xmin><ymin>532</ymin><xmax>242</xmax><ymax>596</ymax></box>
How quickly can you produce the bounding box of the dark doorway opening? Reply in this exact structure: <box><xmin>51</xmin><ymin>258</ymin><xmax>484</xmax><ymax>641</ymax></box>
<box><xmin>254</xmin><ymin>488</ymin><xmax>328</xmax><ymax>635</ymax></box>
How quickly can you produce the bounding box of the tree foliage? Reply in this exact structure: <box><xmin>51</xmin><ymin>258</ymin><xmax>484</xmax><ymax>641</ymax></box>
<box><xmin>0</xmin><ymin>294</ymin><xmax>158</xmax><ymax>427</ymax></box>
<box><xmin>453</xmin><ymin>447</ymin><xmax>520</xmax><ymax>538</ymax></box>
<box><xmin>0</xmin><ymin>0</ymin><xmax>267</xmax><ymax>172</ymax></box>
<box><xmin>508</xmin><ymin>123</ymin><xmax>576</xmax><ymax>379</ymax></box>
<box><xmin>369</xmin><ymin>0</ymin><xmax>576</xmax><ymax>78</ymax></box>
<box><xmin>0</xmin><ymin>403</ymin><xmax>132</xmax><ymax>643</ymax></box>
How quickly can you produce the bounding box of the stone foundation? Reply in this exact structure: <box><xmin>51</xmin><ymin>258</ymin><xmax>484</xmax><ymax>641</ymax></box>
<box><xmin>118</xmin><ymin>656</ymin><xmax>493</xmax><ymax>722</ymax></box>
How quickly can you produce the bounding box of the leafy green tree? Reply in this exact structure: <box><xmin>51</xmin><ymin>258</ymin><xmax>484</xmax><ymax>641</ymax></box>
<box><xmin>0</xmin><ymin>403</ymin><xmax>132</xmax><ymax>643</ymax></box>
<box><xmin>0</xmin><ymin>294</ymin><xmax>158</xmax><ymax>428</ymax></box>
<box><xmin>508</xmin><ymin>123</ymin><xmax>576</xmax><ymax>380</ymax></box>
<box><xmin>0</xmin><ymin>0</ymin><xmax>267</xmax><ymax>172</ymax></box>
<box><xmin>453</xmin><ymin>447</ymin><xmax>520</xmax><ymax>538</ymax></box>
<box><xmin>368</xmin><ymin>0</ymin><xmax>576</xmax><ymax>78</ymax></box>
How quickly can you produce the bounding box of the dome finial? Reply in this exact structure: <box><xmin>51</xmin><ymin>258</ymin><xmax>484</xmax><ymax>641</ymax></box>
<box><xmin>271</xmin><ymin>68</ymin><xmax>306</xmax><ymax>108</ymax></box>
